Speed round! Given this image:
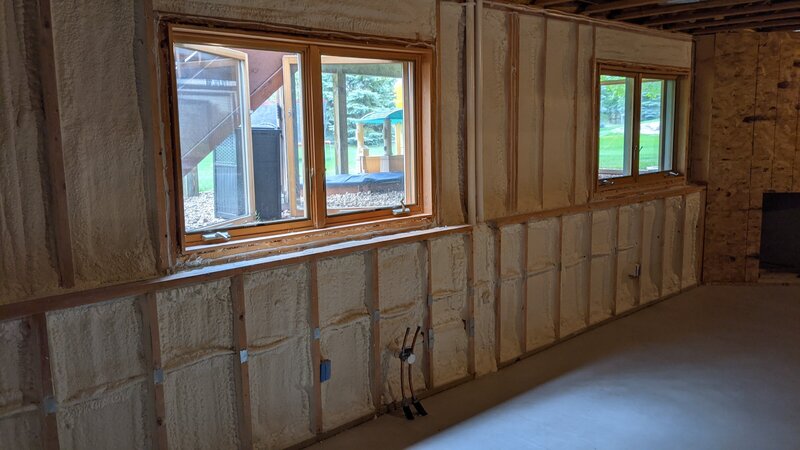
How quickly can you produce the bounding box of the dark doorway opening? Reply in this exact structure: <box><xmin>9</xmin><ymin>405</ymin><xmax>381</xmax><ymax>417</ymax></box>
<box><xmin>759</xmin><ymin>193</ymin><xmax>800</xmax><ymax>274</ymax></box>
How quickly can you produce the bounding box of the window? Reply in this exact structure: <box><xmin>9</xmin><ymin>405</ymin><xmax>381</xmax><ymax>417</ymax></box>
<box><xmin>167</xmin><ymin>27</ymin><xmax>432</xmax><ymax>248</ymax></box>
<box><xmin>596</xmin><ymin>64</ymin><xmax>683</xmax><ymax>190</ymax></box>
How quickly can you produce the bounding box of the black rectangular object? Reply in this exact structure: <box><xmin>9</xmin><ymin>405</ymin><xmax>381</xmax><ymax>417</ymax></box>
<box><xmin>251</xmin><ymin>127</ymin><xmax>282</xmax><ymax>221</ymax></box>
<box><xmin>759</xmin><ymin>193</ymin><xmax>800</xmax><ymax>273</ymax></box>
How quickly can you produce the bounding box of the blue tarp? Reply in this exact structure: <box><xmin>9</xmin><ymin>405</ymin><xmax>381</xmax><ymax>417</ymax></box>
<box><xmin>325</xmin><ymin>171</ymin><xmax>404</xmax><ymax>187</ymax></box>
<box><xmin>354</xmin><ymin>109</ymin><xmax>404</xmax><ymax>125</ymax></box>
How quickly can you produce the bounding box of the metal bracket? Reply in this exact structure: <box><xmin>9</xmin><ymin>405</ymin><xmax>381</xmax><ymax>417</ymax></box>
<box><xmin>313</xmin><ymin>328</ymin><xmax>321</xmax><ymax>340</ymax></box>
<box><xmin>372</xmin><ymin>310</ymin><xmax>380</xmax><ymax>322</ymax></box>
<box><xmin>153</xmin><ymin>368</ymin><xmax>165</xmax><ymax>385</ymax></box>
<box><xmin>239</xmin><ymin>349</ymin><xmax>248</xmax><ymax>364</ymax></box>
<box><xmin>201</xmin><ymin>231</ymin><xmax>230</xmax><ymax>242</ymax></box>
<box><xmin>43</xmin><ymin>395</ymin><xmax>57</xmax><ymax>415</ymax></box>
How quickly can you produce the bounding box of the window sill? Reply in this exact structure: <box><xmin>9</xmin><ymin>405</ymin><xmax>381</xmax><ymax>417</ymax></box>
<box><xmin>593</xmin><ymin>173</ymin><xmax>686</xmax><ymax>200</ymax></box>
<box><xmin>176</xmin><ymin>214</ymin><xmax>438</xmax><ymax>267</ymax></box>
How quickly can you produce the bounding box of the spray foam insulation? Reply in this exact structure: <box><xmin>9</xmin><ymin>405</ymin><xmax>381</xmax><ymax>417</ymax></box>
<box><xmin>662</xmin><ymin>196</ymin><xmax>685</xmax><ymax>296</ymax></box>
<box><xmin>516</xmin><ymin>14</ymin><xmax>545</xmax><ymax>213</ymax></box>
<box><xmin>616</xmin><ymin>204</ymin><xmax>643</xmax><ymax>313</ymax></box>
<box><xmin>542</xmin><ymin>19</ymin><xmax>577</xmax><ymax>210</ymax></box>
<box><xmin>157</xmin><ymin>280</ymin><xmax>233</xmax><ymax>369</ymax></box>
<box><xmin>56</xmin><ymin>382</ymin><xmax>150</xmax><ymax>450</ymax></box>
<box><xmin>0</xmin><ymin>409</ymin><xmax>39</xmax><ymax>450</ymax></box>
<box><xmin>560</xmin><ymin>213</ymin><xmax>590</xmax><ymax>336</ymax></box>
<box><xmin>0</xmin><ymin>318</ymin><xmax>40</xmax><ymax>449</ymax></box>
<box><xmin>47</xmin><ymin>298</ymin><xmax>146</xmax><ymax>402</ymax></box>
<box><xmin>153</xmin><ymin>0</ymin><xmax>436</xmax><ymax>41</ymax></box>
<box><xmin>595</xmin><ymin>27</ymin><xmax>692</xmax><ymax>69</ymax></box>
<box><xmin>682</xmin><ymin>193</ymin><xmax>702</xmax><ymax>288</ymax></box>
<box><xmin>439</xmin><ymin>2</ymin><xmax>467</xmax><ymax>225</ymax></box>
<box><xmin>51</xmin><ymin>0</ymin><xmax>156</xmax><ymax>286</ymax></box>
<box><xmin>472</xmin><ymin>226</ymin><xmax>498</xmax><ymax>376</ymax></box>
<box><xmin>430</xmin><ymin>235</ymin><xmax>469</xmax><ymax>386</ymax></box>
<box><xmin>500</xmin><ymin>225</ymin><xmax>525</xmax><ymax>361</ymax></box>
<box><xmin>244</xmin><ymin>265</ymin><xmax>313</xmax><ymax>448</ymax></box>
<box><xmin>378</xmin><ymin>243</ymin><xmax>427</xmax><ymax>402</ymax></box>
<box><xmin>164</xmin><ymin>354</ymin><xmax>240</xmax><ymax>450</ymax></box>
<box><xmin>0</xmin><ymin>1</ymin><xmax>60</xmax><ymax>304</ymax></box>
<box><xmin>590</xmin><ymin>208</ymin><xmax>617</xmax><ymax>324</ymax></box>
<box><xmin>317</xmin><ymin>253</ymin><xmax>373</xmax><ymax>431</ymax></box>
<box><xmin>481</xmin><ymin>8</ymin><xmax>510</xmax><ymax>220</ymax></box>
<box><xmin>526</xmin><ymin>218</ymin><xmax>559</xmax><ymax>350</ymax></box>
<box><xmin>641</xmin><ymin>200</ymin><xmax>666</xmax><ymax>304</ymax></box>
<box><xmin>573</xmin><ymin>23</ymin><xmax>595</xmax><ymax>205</ymax></box>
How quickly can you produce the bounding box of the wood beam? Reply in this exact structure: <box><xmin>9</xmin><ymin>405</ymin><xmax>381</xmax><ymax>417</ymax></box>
<box><xmin>686</xmin><ymin>14</ymin><xmax>800</xmax><ymax>32</ymax></box>
<box><xmin>644</xmin><ymin>1</ymin><xmax>800</xmax><ymax>26</ymax></box>
<box><xmin>534</xmin><ymin>0</ymin><xmax>575</xmax><ymax>6</ymax></box>
<box><xmin>584</xmin><ymin>0</ymin><xmax>663</xmax><ymax>15</ymax></box>
<box><xmin>613</xmin><ymin>0</ymin><xmax>757</xmax><ymax>20</ymax></box>
<box><xmin>671</xmin><ymin>9</ymin><xmax>800</xmax><ymax>31</ymax></box>
<box><xmin>37</xmin><ymin>0</ymin><xmax>75</xmax><ymax>288</ymax></box>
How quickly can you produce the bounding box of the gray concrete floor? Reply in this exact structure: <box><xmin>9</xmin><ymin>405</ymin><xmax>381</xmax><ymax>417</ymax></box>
<box><xmin>313</xmin><ymin>285</ymin><xmax>800</xmax><ymax>449</ymax></box>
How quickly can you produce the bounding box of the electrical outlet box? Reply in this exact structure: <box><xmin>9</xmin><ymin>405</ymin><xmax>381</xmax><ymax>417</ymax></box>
<box><xmin>320</xmin><ymin>359</ymin><xmax>332</xmax><ymax>382</ymax></box>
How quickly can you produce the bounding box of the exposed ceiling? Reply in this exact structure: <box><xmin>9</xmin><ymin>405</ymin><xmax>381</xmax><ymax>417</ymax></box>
<box><xmin>514</xmin><ymin>0</ymin><xmax>800</xmax><ymax>34</ymax></box>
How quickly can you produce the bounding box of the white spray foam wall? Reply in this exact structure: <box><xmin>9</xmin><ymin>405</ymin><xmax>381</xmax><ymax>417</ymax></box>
<box><xmin>560</xmin><ymin>213</ymin><xmax>590</xmax><ymax>336</ymax></box>
<box><xmin>500</xmin><ymin>225</ymin><xmax>525</xmax><ymax>362</ymax></box>
<box><xmin>164</xmin><ymin>354</ymin><xmax>240</xmax><ymax>450</ymax></box>
<box><xmin>526</xmin><ymin>218</ymin><xmax>559</xmax><ymax>349</ymax></box>
<box><xmin>154</xmin><ymin>0</ymin><xmax>436</xmax><ymax>42</ymax></box>
<box><xmin>244</xmin><ymin>265</ymin><xmax>312</xmax><ymax>449</ymax></box>
<box><xmin>662</xmin><ymin>196</ymin><xmax>684</xmax><ymax>296</ymax></box>
<box><xmin>683</xmin><ymin>193</ymin><xmax>702</xmax><ymax>288</ymax></box>
<box><xmin>157</xmin><ymin>280</ymin><xmax>233</xmax><ymax>368</ymax></box>
<box><xmin>641</xmin><ymin>200</ymin><xmax>665</xmax><ymax>304</ymax></box>
<box><xmin>0</xmin><ymin>318</ymin><xmax>40</xmax><ymax>449</ymax></box>
<box><xmin>472</xmin><ymin>226</ymin><xmax>497</xmax><ymax>375</ymax></box>
<box><xmin>430</xmin><ymin>235</ymin><xmax>469</xmax><ymax>386</ymax></box>
<box><xmin>46</xmin><ymin>297</ymin><xmax>151</xmax><ymax>449</ymax></box>
<box><xmin>56</xmin><ymin>382</ymin><xmax>151</xmax><ymax>450</ymax></box>
<box><xmin>616</xmin><ymin>204</ymin><xmax>643</xmax><ymax>313</ymax></box>
<box><xmin>590</xmin><ymin>208</ymin><xmax>617</xmax><ymax>323</ymax></box>
<box><xmin>516</xmin><ymin>14</ymin><xmax>545</xmax><ymax>213</ymax></box>
<box><xmin>317</xmin><ymin>254</ymin><xmax>373</xmax><ymax>431</ymax></box>
<box><xmin>157</xmin><ymin>281</ymin><xmax>239</xmax><ymax>448</ymax></box>
<box><xmin>378</xmin><ymin>243</ymin><xmax>427</xmax><ymax>402</ymax></box>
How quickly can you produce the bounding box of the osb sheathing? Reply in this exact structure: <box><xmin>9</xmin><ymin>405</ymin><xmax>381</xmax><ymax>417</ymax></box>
<box><xmin>317</xmin><ymin>253</ymin><xmax>373</xmax><ymax>431</ymax></box>
<box><xmin>378</xmin><ymin>243</ymin><xmax>427</xmax><ymax>403</ymax></box>
<box><xmin>244</xmin><ymin>265</ymin><xmax>312</xmax><ymax>449</ymax></box>
<box><xmin>590</xmin><ymin>208</ymin><xmax>616</xmax><ymax>324</ymax></box>
<box><xmin>0</xmin><ymin>1</ymin><xmax>60</xmax><ymax>303</ymax></box>
<box><xmin>696</xmin><ymin>32</ymin><xmax>800</xmax><ymax>282</ymax></box>
<box><xmin>50</xmin><ymin>0</ymin><xmax>156</xmax><ymax>286</ymax></box>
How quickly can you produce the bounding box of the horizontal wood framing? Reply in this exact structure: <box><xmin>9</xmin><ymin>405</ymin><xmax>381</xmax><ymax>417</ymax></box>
<box><xmin>0</xmin><ymin>225</ymin><xmax>471</xmax><ymax>321</ymax></box>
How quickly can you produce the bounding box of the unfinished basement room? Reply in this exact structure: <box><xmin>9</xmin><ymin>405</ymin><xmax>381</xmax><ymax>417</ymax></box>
<box><xmin>3</xmin><ymin>0</ymin><xmax>800</xmax><ymax>448</ymax></box>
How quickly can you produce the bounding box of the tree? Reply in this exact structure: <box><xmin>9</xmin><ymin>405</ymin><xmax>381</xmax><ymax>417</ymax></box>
<box><xmin>321</xmin><ymin>71</ymin><xmax>398</xmax><ymax>147</ymax></box>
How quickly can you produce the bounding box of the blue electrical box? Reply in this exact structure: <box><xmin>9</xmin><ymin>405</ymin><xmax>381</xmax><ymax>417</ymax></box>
<box><xmin>320</xmin><ymin>359</ymin><xmax>332</xmax><ymax>382</ymax></box>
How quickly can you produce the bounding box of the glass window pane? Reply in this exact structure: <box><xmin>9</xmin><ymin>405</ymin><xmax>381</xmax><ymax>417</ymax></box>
<box><xmin>639</xmin><ymin>78</ymin><xmax>675</xmax><ymax>175</ymax></box>
<box><xmin>174</xmin><ymin>43</ymin><xmax>307</xmax><ymax>233</ymax></box>
<box><xmin>598</xmin><ymin>74</ymin><xmax>635</xmax><ymax>180</ymax></box>
<box><xmin>321</xmin><ymin>55</ymin><xmax>415</xmax><ymax>216</ymax></box>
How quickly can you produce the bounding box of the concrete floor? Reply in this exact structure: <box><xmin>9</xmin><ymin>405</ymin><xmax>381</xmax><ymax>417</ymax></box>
<box><xmin>314</xmin><ymin>285</ymin><xmax>800</xmax><ymax>449</ymax></box>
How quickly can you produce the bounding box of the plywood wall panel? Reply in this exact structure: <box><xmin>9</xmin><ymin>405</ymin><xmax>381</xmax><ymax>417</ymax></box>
<box><xmin>772</xmin><ymin>34</ymin><xmax>800</xmax><ymax>193</ymax></box>
<box><xmin>542</xmin><ymin>19</ymin><xmax>577</xmax><ymax>209</ymax></box>
<box><xmin>516</xmin><ymin>14</ymin><xmax>545</xmax><ymax>213</ymax></box>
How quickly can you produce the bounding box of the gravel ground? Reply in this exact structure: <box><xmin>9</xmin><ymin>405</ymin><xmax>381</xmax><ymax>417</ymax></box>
<box><xmin>184</xmin><ymin>190</ymin><xmax>406</xmax><ymax>231</ymax></box>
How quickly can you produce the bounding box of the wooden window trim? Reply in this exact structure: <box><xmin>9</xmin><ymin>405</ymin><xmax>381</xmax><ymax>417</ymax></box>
<box><xmin>163</xmin><ymin>24</ymin><xmax>435</xmax><ymax>254</ymax></box>
<box><xmin>593</xmin><ymin>61</ymin><xmax>689</xmax><ymax>197</ymax></box>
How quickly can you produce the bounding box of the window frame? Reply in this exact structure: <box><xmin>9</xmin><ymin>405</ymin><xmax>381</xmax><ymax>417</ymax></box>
<box><xmin>163</xmin><ymin>24</ymin><xmax>434</xmax><ymax>252</ymax></box>
<box><xmin>593</xmin><ymin>61</ymin><xmax>688</xmax><ymax>194</ymax></box>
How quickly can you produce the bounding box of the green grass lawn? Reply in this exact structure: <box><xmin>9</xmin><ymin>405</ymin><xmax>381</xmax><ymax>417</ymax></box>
<box><xmin>598</xmin><ymin>132</ymin><xmax>661</xmax><ymax>172</ymax></box>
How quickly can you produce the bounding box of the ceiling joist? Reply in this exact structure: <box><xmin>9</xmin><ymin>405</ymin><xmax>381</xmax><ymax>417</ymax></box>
<box><xmin>643</xmin><ymin>1</ymin><xmax>800</xmax><ymax>26</ymax></box>
<box><xmin>669</xmin><ymin>9</ymin><xmax>800</xmax><ymax>31</ymax></box>
<box><xmin>584</xmin><ymin>0</ymin><xmax>664</xmax><ymax>15</ymax></box>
